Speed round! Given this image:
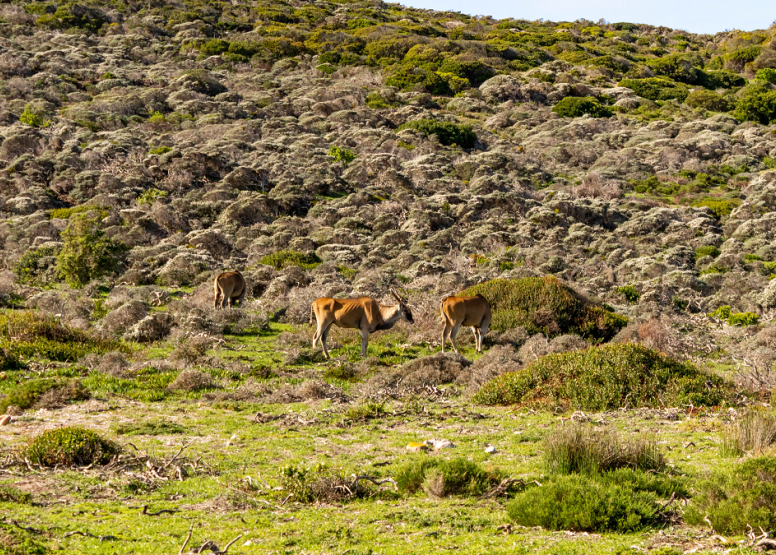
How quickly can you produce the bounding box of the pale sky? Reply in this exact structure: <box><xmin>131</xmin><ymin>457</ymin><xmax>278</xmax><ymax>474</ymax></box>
<box><xmin>399</xmin><ymin>0</ymin><xmax>775</xmax><ymax>35</ymax></box>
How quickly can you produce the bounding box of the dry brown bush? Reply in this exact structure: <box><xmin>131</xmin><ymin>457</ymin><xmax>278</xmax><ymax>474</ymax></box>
<box><xmin>260</xmin><ymin>379</ymin><xmax>346</xmax><ymax>404</ymax></box>
<box><xmin>356</xmin><ymin>352</ymin><xmax>471</xmax><ymax>400</ymax></box>
<box><xmin>96</xmin><ymin>300</ymin><xmax>148</xmax><ymax>337</ymax></box>
<box><xmin>517</xmin><ymin>334</ymin><xmax>549</xmax><ymax>364</ymax></box>
<box><xmin>167</xmin><ymin>370</ymin><xmax>216</xmax><ymax>392</ymax></box>
<box><xmin>34</xmin><ymin>381</ymin><xmax>90</xmax><ymax>410</ymax></box>
<box><xmin>170</xmin><ymin>336</ymin><xmax>214</xmax><ymax>365</ymax></box>
<box><xmin>96</xmin><ymin>351</ymin><xmax>130</xmax><ymax>377</ymax></box>
<box><xmin>467</xmin><ymin>345</ymin><xmax>521</xmax><ymax>392</ymax></box>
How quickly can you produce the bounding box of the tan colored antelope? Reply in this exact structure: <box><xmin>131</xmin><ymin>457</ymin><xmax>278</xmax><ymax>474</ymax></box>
<box><xmin>440</xmin><ymin>294</ymin><xmax>492</xmax><ymax>354</ymax></box>
<box><xmin>213</xmin><ymin>270</ymin><xmax>246</xmax><ymax>309</ymax></box>
<box><xmin>311</xmin><ymin>288</ymin><xmax>414</xmax><ymax>359</ymax></box>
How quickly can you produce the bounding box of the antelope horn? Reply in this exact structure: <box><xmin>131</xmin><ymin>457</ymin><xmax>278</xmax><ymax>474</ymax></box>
<box><xmin>390</xmin><ymin>287</ymin><xmax>404</xmax><ymax>303</ymax></box>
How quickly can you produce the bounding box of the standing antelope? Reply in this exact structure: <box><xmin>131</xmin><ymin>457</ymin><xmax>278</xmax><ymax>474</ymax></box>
<box><xmin>311</xmin><ymin>288</ymin><xmax>414</xmax><ymax>359</ymax></box>
<box><xmin>440</xmin><ymin>294</ymin><xmax>492</xmax><ymax>354</ymax></box>
<box><xmin>213</xmin><ymin>270</ymin><xmax>246</xmax><ymax>309</ymax></box>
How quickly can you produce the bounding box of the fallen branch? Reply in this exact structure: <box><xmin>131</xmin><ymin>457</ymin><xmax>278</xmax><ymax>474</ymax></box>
<box><xmin>348</xmin><ymin>475</ymin><xmax>397</xmax><ymax>495</ymax></box>
<box><xmin>141</xmin><ymin>505</ymin><xmax>177</xmax><ymax>516</ymax></box>
<box><xmin>179</xmin><ymin>521</ymin><xmax>195</xmax><ymax>555</ymax></box>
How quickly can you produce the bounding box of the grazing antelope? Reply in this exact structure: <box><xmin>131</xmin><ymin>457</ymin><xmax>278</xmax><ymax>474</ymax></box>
<box><xmin>213</xmin><ymin>270</ymin><xmax>246</xmax><ymax>309</ymax></box>
<box><xmin>440</xmin><ymin>294</ymin><xmax>492</xmax><ymax>354</ymax></box>
<box><xmin>311</xmin><ymin>288</ymin><xmax>414</xmax><ymax>359</ymax></box>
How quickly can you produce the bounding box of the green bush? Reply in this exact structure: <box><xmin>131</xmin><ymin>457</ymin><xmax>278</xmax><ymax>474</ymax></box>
<box><xmin>459</xmin><ymin>277</ymin><xmax>627</xmax><ymax>341</ymax></box>
<box><xmin>0</xmin><ymin>378</ymin><xmax>82</xmax><ymax>414</ymax></box>
<box><xmin>19</xmin><ymin>105</ymin><xmax>49</xmax><ymax>128</ymax></box>
<box><xmin>646</xmin><ymin>53</ymin><xmax>705</xmax><ymax>85</ymax></box>
<box><xmin>507</xmin><ymin>474</ymin><xmax>664</xmax><ymax>532</ymax></box>
<box><xmin>617</xmin><ymin>285</ymin><xmax>641</xmax><ymax>304</ymax></box>
<box><xmin>690</xmin><ymin>197</ymin><xmax>740</xmax><ymax>219</ymax></box>
<box><xmin>474</xmin><ymin>343</ymin><xmax>732</xmax><ymax>409</ymax></box>
<box><xmin>385</xmin><ymin>66</ymin><xmax>452</xmax><ymax>95</ymax></box>
<box><xmin>708</xmin><ymin>305</ymin><xmax>759</xmax><ymax>326</ymax></box>
<box><xmin>685</xmin><ymin>457</ymin><xmax>776</xmax><ymax>535</ymax></box>
<box><xmin>552</xmin><ymin>96</ymin><xmax>612</xmax><ymax>118</ymax></box>
<box><xmin>695</xmin><ymin>245</ymin><xmax>721</xmax><ymax>259</ymax></box>
<box><xmin>396</xmin><ymin>457</ymin><xmax>502</xmax><ymax>497</ymax></box>
<box><xmin>23</xmin><ymin>426</ymin><xmax>120</xmax><ymax>467</ymax></box>
<box><xmin>706</xmin><ymin>69</ymin><xmax>746</xmax><ymax>88</ymax></box>
<box><xmin>49</xmin><ymin>204</ymin><xmax>108</xmax><ymax>220</ymax></box>
<box><xmin>618</xmin><ymin>78</ymin><xmax>688</xmax><ymax>102</ymax></box>
<box><xmin>685</xmin><ymin>90</ymin><xmax>732</xmax><ymax>112</ymax></box>
<box><xmin>55</xmin><ymin>214</ymin><xmax>127</xmax><ymax>288</ymax></box>
<box><xmin>755</xmin><ymin>68</ymin><xmax>776</xmax><ymax>84</ymax></box>
<box><xmin>137</xmin><ymin>188</ymin><xmax>168</xmax><ymax>205</ymax></box>
<box><xmin>260</xmin><ymin>250</ymin><xmax>321</xmax><ymax>270</ymax></box>
<box><xmin>734</xmin><ymin>82</ymin><xmax>776</xmax><ymax>124</ymax></box>
<box><xmin>328</xmin><ymin>145</ymin><xmax>356</xmax><ymax>167</ymax></box>
<box><xmin>149</xmin><ymin>146</ymin><xmax>172</xmax><ymax>155</ymax></box>
<box><xmin>544</xmin><ymin>425</ymin><xmax>665</xmax><ymax>475</ymax></box>
<box><xmin>13</xmin><ymin>246</ymin><xmax>58</xmax><ymax>285</ymax></box>
<box><xmin>397</xmin><ymin>119</ymin><xmax>476</xmax><ymax>148</ymax></box>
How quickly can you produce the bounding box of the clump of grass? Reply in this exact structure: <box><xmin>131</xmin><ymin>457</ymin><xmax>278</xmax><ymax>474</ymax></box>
<box><xmin>0</xmin><ymin>378</ymin><xmax>88</xmax><ymax>414</ymax></box>
<box><xmin>695</xmin><ymin>245</ymin><xmax>721</xmax><ymax>259</ymax></box>
<box><xmin>474</xmin><ymin>343</ymin><xmax>733</xmax><ymax>410</ymax></box>
<box><xmin>0</xmin><ymin>485</ymin><xmax>32</xmax><ymax>504</ymax></box>
<box><xmin>685</xmin><ymin>456</ymin><xmax>776</xmax><ymax>535</ymax></box>
<box><xmin>260</xmin><ymin>250</ymin><xmax>321</xmax><ymax>270</ymax></box>
<box><xmin>280</xmin><ymin>464</ymin><xmax>382</xmax><ymax>503</ymax></box>
<box><xmin>460</xmin><ymin>277</ymin><xmax>627</xmax><ymax>342</ymax></box>
<box><xmin>506</xmin><ymin>473</ymin><xmax>665</xmax><ymax>532</ymax></box>
<box><xmin>544</xmin><ymin>425</ymin><xmax>666</xmax><ymax>474</ymax></box>
<box><xmin>720</xmin><ymin>409</ymin><xmax>776</xmax><ymax>457</ymax></box>
<box><xmin>344</xmin><ymin>401</ymin><xmax>385</xmax><ymax>421</ymax></box>
<box><xmin>166</xmin><ymin>370</ymin><xmax>216</xmax><ymax>392</ymax></box>
<box><xmin>22</xmin><ymin>426</ymin><xmax>120</xmax><ymax>467</ymax></box>
<box><xmin>114</xmin><ymin>420</ymin><xmax>188</xmax><ymax>436</ymax></box>
<box><xmin>395</xmin><ymin>458</ymin><xmax>502</xmax><ymax>498</ymax></box>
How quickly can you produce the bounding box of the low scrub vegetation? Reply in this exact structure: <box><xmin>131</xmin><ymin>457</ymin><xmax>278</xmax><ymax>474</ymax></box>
<box><xmin>720</xmin><ymin>409</ymin><xmax>776</xmax><ymax>457</ymax></box>
<box><xmin>552</xmin><ymin>96</ymin><xmax>612</xmax><ymax>118</ymax></box>
<box><xmin>0</xmin><ymin>378</ymin><xmax>88</xmax><ymax>414</ymax></box>
<box><xmin>460</xmin><ymin>277</ymin><xmax>627</xmax><ymax>341</ymax></box>
<box><xmin>397</xmin><ymin>119</ymin><xmax>476</xmax><ymax>148</ymax></box>
<box><xmin>396</xmin><ymin>457</ymin><xmax>503</xmax><ymax>498</ymax></box>
<box><xmin>259</xmin><ymin>250</ymin><xmax>322</xmax><ymax>270</ymax></box>
<box><xmin>22</xmin><ymin>426</ymin><xmax>120</xmax><ymax>467</ymax></box>
<box><xmin>474</xmin><ymin>343</ymin><xmax>732</xmax><ymax>409</ymax></box>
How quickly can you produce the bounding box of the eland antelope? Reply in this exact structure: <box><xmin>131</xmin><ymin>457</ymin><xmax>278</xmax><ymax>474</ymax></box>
<box><xmin>311</xmin><ymin>288</ymin><xmax>414</xmax><ymax>359</ymax></box>
<box><xmin>213</xmin><ymin>271</ymin><xmax>246</xmax><ymax>309</ymax></box>
<box><xmin>440</xmin><ymin>294</ymin><xmax>492</xmax><ymax>354</ymax></box>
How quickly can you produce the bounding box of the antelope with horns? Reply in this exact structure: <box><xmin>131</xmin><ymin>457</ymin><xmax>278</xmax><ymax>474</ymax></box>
<box><xmin>213</xmin><ymin>271</ymin><xmax>246</xmax><ymax>309</ymax></box>
<box><xmin>311</xmin><ymin>288</ymin><xmax>414</xmax><ymax>359</ymax></box>
<box><xmin>440</xmin><ymin>294</ymin><xmax>492</xmax><ymax>354</ymax></box>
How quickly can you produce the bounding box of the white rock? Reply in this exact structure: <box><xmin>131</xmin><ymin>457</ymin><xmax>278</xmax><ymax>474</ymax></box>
<box><xmin>484</xmin><ymin>444</ymin><xmax>498</xmax><ymax>454</ymax></box>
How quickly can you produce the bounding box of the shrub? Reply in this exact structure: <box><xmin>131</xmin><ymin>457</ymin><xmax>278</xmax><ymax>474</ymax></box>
<box><xmin>460</xmin><ymin>277</ymin><xmax>627</xmax><ymax>341</ymax></box>
<box><xmin>56</xmin><ymin>214</ymin><xmax>127</xmax><ymax>288</ymax></box>
<box><xmin>720</xmin><ymin>410</ymin><xmax>776</xmax><ymax>457</ymax></box>
<box><xmin>552</xmin><ymin>96</ymin><xmax>612</xmax><ymax>118</ymax></box>
<box><xmin>19</xmin><ymin>105</ymin><xmax>49</xmax><ymax>128</ymax></box>
<box><xmin>685</xmin><ymin>457</ymin><xmax>776</xmax><ymax>535</ymax></box>
<box><xmin>13</xmin><ymin>246</ymin><xmax>58</xmax><ymax>285</ymax></box>
<box><xmin>691</xmin><ymin>197</ymin><xmax>740</xmax><ymax>219</ymax></box>
<box><xmin>708</xmin><ymin>305</ymin><xmax>759</xmax><ymax>326</ymax></box>
<box><xmin>617</xmin><ymin>285</ymin><xmax>641</xmax><ymax>303</ymax></box>
<box><xmin>507</xmin><ymin>475</ymin><xmax>661</xmax><ymax>532</ymax></box>
<box><xmin>685</xmin><ymin>90</ymin><xmax>732</xmax><ymax>112</ymax></box>
<box><xmin>474</xmin><ymin>343</ymin><xmax>732</xmax><ymax>409</ymax></box>
<box><xmin>149</xmin><ymin>146</ymin><xmax>172</xmax><ymax>155</ymax></box>
<box><xmin>0</xmin><ymin>378</ymin><xmax>88</xmax><ymax>414</ymax></box>
<box><xmin>706</xmin><ymin>69</ymin><xmax>746</xmax><ymax>88</ymax></box>
<box><xmin>137</xmin><ymin>188</ymin><xmax>168</xmax><ymax>205</ymax></box>
<box><xmin>23</xmin><ymin>426</ymin><xmax>120</xmax><ymax>467</ymax></box>
<box><xmin>260</xmin><ymin>250</ymin><xmax>321</xmax><ymax>270</ymax></box>
<box><xmin>397</xmin><ymin>119</ymin><xmax>476</xmax><ymax>148</ymax></box>
<box><xmin>618</xmin><ymin>78</ymin><xmax>688</xmax><ymax>102</ymax></box>
<box><xmin>695</xmin><ymin>245</ymin><xmax>721</xmax><ymax>259</ymax></box>
<box><xmin>734</xmin><ymin>82</ymin><xmax>776</xmax><ymax>124</ymax></box>
<box><xmin>167</xmin><ymin>370</ymin><xmax>216</xmax><ymax>392</ymax></box>
<box><xmin>755</xmin><ymin>68</ymin><xmax>776</xmax><ymax>84</ymax></box>
<box><xmin>544</xmin><ymin>425</ymin><xmax>666</xmax><ymax>475</ymax></box>
<box><xmin>646</xmin><ymin>53</ymin><xmax>705</xmax><ymax>85</ymax></box>
<box><xmin>395</xmin><ymin>457</ymin><xmax>501</xmax><ymax>497</ymax></box>
<box><xmin>328</xmin><ymin>145</ymin><xmax>356</xmax><ymax>167</ymax></box>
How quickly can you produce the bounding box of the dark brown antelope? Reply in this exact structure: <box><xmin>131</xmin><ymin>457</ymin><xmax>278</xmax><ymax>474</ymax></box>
<box><xmin>310</xmin><ymin>288</ymin><xmax>414</xmax><ymax>359</ymax></box>
<box><xmin>440</xmin><ymin>294</ymin><xmax>492</xmax><ymax>354</ymax></box>
<box><xmin>213</xmin><ymin>270</ymin><xmax>246</xmax><ymax>309</ymax></box>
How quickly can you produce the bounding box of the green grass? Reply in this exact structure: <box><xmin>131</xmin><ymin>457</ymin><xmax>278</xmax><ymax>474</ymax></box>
<box><xmin>260</xmin><ymin>250</ymin><xmax>322</xmax><ymax>270</ymax></box>
<box><xmin>474</xmin><ymin>343</ymin><xmax>733</xmax><ymax>409</ymax></box>
<box><xmin>460</xmin><ymin>276</ymin><xmax>627</xmax><ymax>341</ymax></box>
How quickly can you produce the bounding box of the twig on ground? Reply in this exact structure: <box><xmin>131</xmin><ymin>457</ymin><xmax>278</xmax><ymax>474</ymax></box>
<box><xmin>141</xmin><ymin>505</ymin><xmax>177</xmax><ymax>516</ymax></box>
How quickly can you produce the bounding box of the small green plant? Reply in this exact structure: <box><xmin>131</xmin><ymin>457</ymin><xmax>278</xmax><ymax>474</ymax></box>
<box><xmin>55</xmin><ymin>214</ymin><xmax>127</xmax><ymax>288</ymax></box>
<box><xmin>148</xmin><ymin>111</ymin><xmax>166</xmax><ymax>124</ymax></box>
<box><xmin>19</xmin><ymin>105</ymin><xmax>50</xmax><ymax>128</ymax></box>
<box><xmin>617</xmin><ymin>285</ymin><xmax>641</xmax><ymax>304</ymax></box>
<box><xmin>328</xmin><ymin>146</ymin><xmax>357</xmax><ymax>167</ymax></box>
<box><xmin>23</xmin><ymin>426</ymin><xmax>120</xmax><ymax>467</ymax></box>
<box><xmin>366</xmin><ymin>92</ymin><xmax>391</xmax><ymax>108</ymax></box>
<box><xmin>695</xmin><ymin>245</ymin><xmax>721</xmax><ymax>259</ymax></box>
<box><xmin>260</xmin><ymin>250</ymin><xmax>322</xmax><ymax>270</ymax></box>
<box><xmin>474</xmin><ymin>343</ymin><xmax>732</xmax><ymax>409</ymax></box>
<box><xmin>552</xmin><ymin>96</ymin><xmax>612</xmax><ymax>118</ymax></box>
<box><xmin>149</xmin><ymin>145</ymin><xmax>172</xmax><ymax>155</ymax></box>
<box><xmin>397</xmin><ymin>119</ymin><xmax>476</xmax><ymax>148</ymax></box>
<box><xmin>0</xmin><ymin>485</ymin><xmax>32</xmax><ymax>504</ymax></box>
<box><xmin>344</xmin><ymin>401</ymin><xmax>385</xmax><ymax>421</ymax></box>
<box><xmin>672</xmin><ymin>296</ymin><xmax>688</xmax><ymax>311</ymax></box>
<box><xmin>691</xmin><ymin>197</ymin><xmax>740</xmax><ymax>219</ymax></box>
<box><xmin>49</xmin><ymin>205</ymin><xmax>108</xmax><ymax>220</ymax></box>
<box><xmin>397</xmin><ymin>140</ymin><xmax>415</xmax><ymax>150</ymax></box>
<box><xmin>685</xmin><ymin>457</ymin><xmax>776</xmax><ymax>535</ymax></box>
<box><xmin>685</xmin><ymin>90</ymin><xmax>732</xmax><ymax>112</ymax></box>
<box><xmin>137</xmin><ymin>188</ymin><xmax>168</xmax><ymax>205</ymax></box>
<box><xmin>708</xmin><ymin>305</ymin><xmax>759</xmax><ymax>326</ymax></box>
<box><xmin>395</xmin><ymin>457</ymin><xmax>502</xmax><ymax>497</ymax></box>
<box><xmin>337</xmin><ymin>265</ymin><xmax>358</xmax><ymax>280</ymax></box>
<box><xmin>13</xmin><ymin>245</ymin><xmax>58</xmax><ymax>285</ymax></box>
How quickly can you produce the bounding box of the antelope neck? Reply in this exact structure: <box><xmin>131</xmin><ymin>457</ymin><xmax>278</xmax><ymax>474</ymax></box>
<box><xmin>378</xmin><ymin>303</ymin><xmax>402</xmax><ymax>324</ymax></box>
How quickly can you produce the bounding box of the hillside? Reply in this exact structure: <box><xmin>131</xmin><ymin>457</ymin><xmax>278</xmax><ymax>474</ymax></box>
<box><xmin>1</xmin><ymin>1</ymin><xmax>776</xmax><ymax>553</ymax></box>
